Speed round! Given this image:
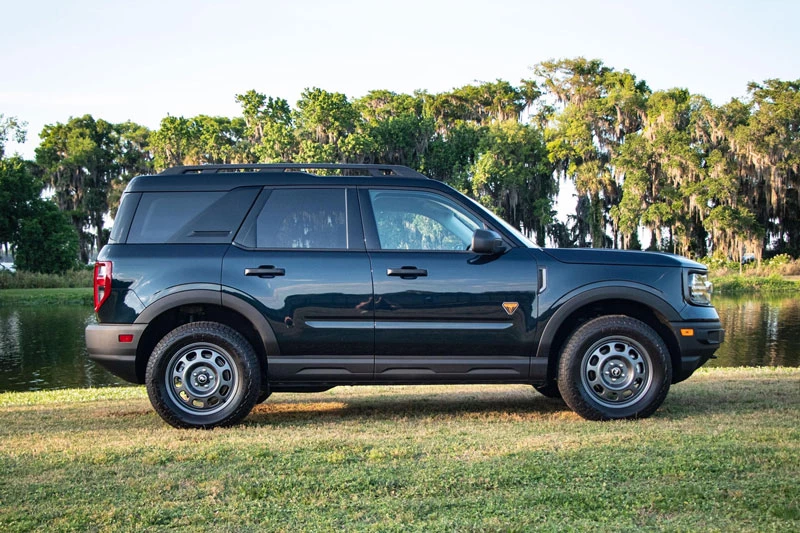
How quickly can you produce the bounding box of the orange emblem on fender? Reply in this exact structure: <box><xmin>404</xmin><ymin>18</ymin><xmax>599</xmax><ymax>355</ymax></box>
<box><xmin>502</xmin><ymin>302</ymin><xmax>519</xmax><ymax>315</ymax></box>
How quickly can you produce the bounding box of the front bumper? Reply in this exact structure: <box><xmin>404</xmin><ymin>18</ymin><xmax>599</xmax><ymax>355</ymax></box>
<box><xmin>85</xmin><ymin>324</ymin><xmax>147</xmax><ymax>383</ymax></box>
<box><xmin>671</xmin><ymin>320</ymin><xmax>725</xmax><ymax>383</ymax></box>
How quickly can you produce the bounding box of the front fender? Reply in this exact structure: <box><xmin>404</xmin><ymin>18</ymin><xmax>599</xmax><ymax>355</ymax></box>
<box><xmin>535</xmin><ymin>283</ymin><xmax>680</xmax><ymax>360</ymax></box>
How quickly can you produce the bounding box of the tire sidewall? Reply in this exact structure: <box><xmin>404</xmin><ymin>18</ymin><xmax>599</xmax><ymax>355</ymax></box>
<box><xmin>559</xmin><ymin>316</ymin><xmax>672</xmax><ymax>420</ymax></box>
<box><xmin>146</xmin><ymin>322</ymin><xmax>260</xmax><ymax>429</ymax></box>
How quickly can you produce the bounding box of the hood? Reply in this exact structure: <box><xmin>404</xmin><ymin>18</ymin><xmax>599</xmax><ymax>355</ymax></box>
<box><xmin>542</xmin><ymin>248</ymin><xmax>706</xmax><ymax>269</ymax></box>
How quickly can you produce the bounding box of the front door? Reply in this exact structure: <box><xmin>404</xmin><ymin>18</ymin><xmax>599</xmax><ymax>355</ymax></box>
<box><xmin>361</xmin><ymin>188</ymin><xmax>539</xmax><ymax>381</ymax></box>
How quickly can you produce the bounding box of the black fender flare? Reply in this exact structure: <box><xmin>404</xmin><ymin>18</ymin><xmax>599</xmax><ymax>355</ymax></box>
<box><xmin>535</xmin><ymin>285</ymin><xmax>680</xmax><ymax>361</ymax></box>
<box><xmin>134</xmin><ymin>288</ymin><xmax>280</xmax><ymax>356</ymax></box>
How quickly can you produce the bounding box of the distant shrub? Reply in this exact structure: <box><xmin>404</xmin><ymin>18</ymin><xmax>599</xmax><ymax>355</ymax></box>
<box><xmin>713</xmin><ymin>274</ymin><xmax>800</xmax><ymax>293</ymax></box>
<box><xmin>766</xmin><ymin>253</ymin><xmax>792</xmax><ymax>266</ymax></box>
<box><xmin>700</xmin><ymin>253</ymin><xmax>738</xmax><ymax>272</ymax></box>
<box><xmin>0</xmin><ymin>269</ymin><xmax>92</xmax><ymax>289</ymax></box>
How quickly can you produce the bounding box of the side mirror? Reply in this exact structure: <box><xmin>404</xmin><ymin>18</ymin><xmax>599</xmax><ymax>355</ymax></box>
<box><xmin>471</xmin><ymin>229</ymin><xmax>505</xmax><ymax>255</ymax></box>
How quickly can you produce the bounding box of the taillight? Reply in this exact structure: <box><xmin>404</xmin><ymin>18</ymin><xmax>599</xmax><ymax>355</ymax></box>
<box><xmin>94</xmin><ymin>261</ymin><xmax>112</xmax><ymax>312</ymax></box>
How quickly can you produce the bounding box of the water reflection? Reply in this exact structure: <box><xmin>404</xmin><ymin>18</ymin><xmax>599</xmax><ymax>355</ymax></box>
<box><xmin>711</xmin><ymin>295</ymin><xmax>800</xmax><ymax>367</ymax></box>
<box><xmin>0</xmin><ymin>305</ymin><xmax>128</xmax><ymax>392</ymax></box>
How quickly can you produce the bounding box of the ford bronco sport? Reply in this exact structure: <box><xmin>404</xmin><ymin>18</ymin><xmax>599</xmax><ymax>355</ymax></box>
<box><xmin>85</xmin><ymin>163</ymin><xmax>724</xmax><ymax>428</ymax></box>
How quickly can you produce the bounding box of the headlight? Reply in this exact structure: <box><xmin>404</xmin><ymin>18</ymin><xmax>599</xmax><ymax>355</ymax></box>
<box><xmin>688</xmin><ymin>272</ymin><xmax>713</xmax><ymax>305</ymax></box>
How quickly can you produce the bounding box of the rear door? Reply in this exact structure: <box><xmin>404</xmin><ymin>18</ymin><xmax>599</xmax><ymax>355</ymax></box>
<box><xmin>222</xmin><ymin>187</ymin><xmax>374</xmax><ymax>382</ymax></box>
<box><xmin>361</xmin><ymin>187</ymin><xmax>539</xmax><ymax>381</ymax></box>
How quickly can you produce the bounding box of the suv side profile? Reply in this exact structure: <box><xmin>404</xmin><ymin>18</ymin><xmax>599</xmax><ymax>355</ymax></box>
<box><xmin>86</xmin><ymin>164</ymin><xmax>724</xmax><ymax>428</ymax></box>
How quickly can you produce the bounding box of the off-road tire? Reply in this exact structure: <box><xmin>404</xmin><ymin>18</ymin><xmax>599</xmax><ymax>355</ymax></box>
<box><xmin>146</xmin><ymin>321</ymin><xmax>261</xmax><ymax>429</ymax></box>
<box><xmin>557</xmin><ymin>315</ymin><xmax>671</xmax><ymax>420</ymax></box>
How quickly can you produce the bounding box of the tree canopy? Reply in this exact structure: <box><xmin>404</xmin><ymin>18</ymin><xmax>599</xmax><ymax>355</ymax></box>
<box><xmin>3</xmin><ymin>58</ymin><xmax>800</xmax><ymax>268</ymax></box>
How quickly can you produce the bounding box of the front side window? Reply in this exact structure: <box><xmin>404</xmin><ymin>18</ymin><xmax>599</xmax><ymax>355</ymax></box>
<box><xmin>256</xmin><ymin>188</ymin><xmax>347</xmax><ymax>249</ymax></box>
<box><xmin>368</xmin><ymin>190</ymin><xmax>482</xmax><ymax>251</ymax></box>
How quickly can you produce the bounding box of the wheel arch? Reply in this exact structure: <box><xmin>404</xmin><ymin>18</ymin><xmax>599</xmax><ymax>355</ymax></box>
<box><xmin>133</xmin><ymin>290</ymin><xmax>279</xmax><ymax>383</ymax></box>
<box><xmin>536</xmin><ymin>286</ymin><xmax>682</xmax><ymax>383</ymax></box>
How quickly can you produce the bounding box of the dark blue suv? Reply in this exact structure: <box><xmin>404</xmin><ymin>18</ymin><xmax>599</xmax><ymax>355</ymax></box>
<box><xmin>85</xmin><ymin>164</ymin><xmax>724</xmax><ymax>428</ymax></box>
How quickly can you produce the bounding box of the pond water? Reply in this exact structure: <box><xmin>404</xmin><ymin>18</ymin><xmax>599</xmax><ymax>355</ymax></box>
<box><xmin>0</xmin><ymin>295</ymin><xmax>798</xmax><ymax>392</ymax></box>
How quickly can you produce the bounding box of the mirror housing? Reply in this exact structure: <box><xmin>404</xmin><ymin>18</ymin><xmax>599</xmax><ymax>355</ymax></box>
<box><xmin>471</xmin><ymin>229</ymin><xmax>505</xmax><ymax>255</ymax></box>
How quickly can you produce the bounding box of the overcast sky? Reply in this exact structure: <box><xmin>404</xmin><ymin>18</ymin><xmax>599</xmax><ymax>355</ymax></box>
<box><xmin>2</xmin><ymin>0</ymin><xmax>799</xmax><ymax>160</ymax></box>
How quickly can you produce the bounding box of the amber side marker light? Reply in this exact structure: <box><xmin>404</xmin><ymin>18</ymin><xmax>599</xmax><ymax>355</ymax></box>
<box><xmin>680</xmin><ymin>329</ymin><xmax>695</xmax><ymax>337</ymax></box>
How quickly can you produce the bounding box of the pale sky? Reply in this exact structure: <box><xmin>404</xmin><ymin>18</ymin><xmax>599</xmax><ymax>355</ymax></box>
<box><xmin>2</xmin><ymin>0</ymin><xmax>799</xmax><ymax>161</ymax></box>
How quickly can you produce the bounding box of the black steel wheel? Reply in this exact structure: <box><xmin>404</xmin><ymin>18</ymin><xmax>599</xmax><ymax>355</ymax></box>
<box><xmin>557</xmin><ymin>315</ymin><xmax>671</xmax><ymax>420</ymax></box>
<box><xmin>146</xmin><ymin>322</ymin><xmax>261</xmax><ymax>429</ymax></box>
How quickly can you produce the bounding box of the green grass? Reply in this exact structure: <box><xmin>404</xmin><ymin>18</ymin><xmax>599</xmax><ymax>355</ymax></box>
<box><xmin>712</xmin><ymin>273</ymin><xmax>800</xmax><ymax>294</ymax></box>
<box><xmin>0</xmin><ymin>269</ymin><xmax>92</xmax><ymax>290</ymax></box>
<box><xmin>0</xmin><ymin>287</ymin><xmax>93</xmax><ymax>306</ymax></box>
<box><xmin>1</xmin><ymin>367</ymin><xmax>798</xmax><ymax>531</ymax></box>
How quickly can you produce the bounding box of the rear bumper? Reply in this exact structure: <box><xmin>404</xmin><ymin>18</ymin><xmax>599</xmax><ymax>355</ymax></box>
<box><xmin>671</xmin><ymin>320</ymin><xmax>725</xmax><ymax>383</ymax></box>
<box><xmin>85</xmin><ymin>324</ymin><xmax>147</xmax><ymax>383</ymax></box>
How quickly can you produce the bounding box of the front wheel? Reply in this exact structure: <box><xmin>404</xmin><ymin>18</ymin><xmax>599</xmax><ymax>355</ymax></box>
<box><xmin>145</xmin><ymin>322</ymin><xmax>261</xmax><ymax>429</ymax></box>
<box><xmin>558</xmin><ymin>315</ymin><xmax>672</xmax><ymax>420</ymax></box>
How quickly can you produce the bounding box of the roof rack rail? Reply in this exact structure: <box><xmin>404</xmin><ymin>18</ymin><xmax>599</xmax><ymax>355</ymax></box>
<box><xmin>159</xmin><ymin>163</ymin><xmax>428</xmax><ymax>179</ymax></box>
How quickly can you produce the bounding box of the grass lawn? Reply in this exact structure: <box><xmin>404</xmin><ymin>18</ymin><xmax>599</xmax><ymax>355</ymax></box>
<box><xmin>0</xmin><ymin>367</ymin><xmax>798</xmax><ymax>531</ymax></box>
<box><xmin>0</xmin><ymin>288</ymin><xmax>93</xmax><ymax>306</ymax></box>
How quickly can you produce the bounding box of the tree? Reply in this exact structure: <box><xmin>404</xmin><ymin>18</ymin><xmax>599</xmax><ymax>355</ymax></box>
<box><xmin>13</xmin><ymin>200</ymin><xmax>79</xmax><ymax>274</ymax></box>
<box><xmin>536</xmin><ymin>58</ymin><xmax>649</xmax><ymax>247</ymax></box>
<box><xmin>0</xmin><ymin>156</ymin><xmax>42</xmax><ymax>253</ymax></box>
<box><xmin>613</xmin><ymin>89</ymin><xmax>704</xmax><ymax>253</ymax></box>
<box><xmin>294</xmin><ymin>88</ymin><xmax>359</xmax><ymax>162</ymax></box>
<box><xmin>420</xmin><ymin>121</ymin><xmax>482</xmax><ymax>186</ymax></box>
<box><xmin>352</xmin><ymin>91</ymin><xmax>433</xmax><ymax>167</ymax></box>
<box><xmin>36</xmin><ymin>116</ymin><xmax>119</xmax><ymax>261</ymax></box>
<box><xmin>108</xmin><ymin>121</ymin><xmax>154</xmax><ymax>217</ymax></box>
<box><xmin>733</xmin><ymin>79</ymin><xmax>800</xmax><ymax>253</ymax></box>
<box><xmin>36</xmin><ymin>116</ymin><xmax>152</xmax><ymax>261</ymax></box>
<box><xmin>0</xmin><ymin>114</ymin><xmax>27</xmax><ymax>158</ymax></box>
<box><xmin>236</xmin><ymin>90</ymin><xmax>296</xmax><ymax>162</ymax></box>
<box><xmin>471</xmin><ymin>121</ymin><xmax>556</xmax><ymax>244</ymax></box>
<box><xmin>150</xmin><ymin>116</ymin><xmax>196</xmax><ymax>169</ymax></box>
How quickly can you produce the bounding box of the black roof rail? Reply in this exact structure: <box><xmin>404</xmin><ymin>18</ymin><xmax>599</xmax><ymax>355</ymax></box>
<box><xmin>159</xmin><ymin>163</ymin><xmax>428</xmax><ymax>179</ymax></box>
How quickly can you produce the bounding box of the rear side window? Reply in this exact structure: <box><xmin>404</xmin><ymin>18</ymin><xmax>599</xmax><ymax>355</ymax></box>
<box><xmin>127</xmin><ymin>188</ymin><xmax>259</xmax><ymax>244</ymax></box>
<box><xmin>255</xmin><ymin>188</ymin><xmax>347</xmax><ymax>249</ymax></box>
<box><xmin>108</xmin><ymin>192</ymin><xmax>141</xmax><ymax>244</ymax></box>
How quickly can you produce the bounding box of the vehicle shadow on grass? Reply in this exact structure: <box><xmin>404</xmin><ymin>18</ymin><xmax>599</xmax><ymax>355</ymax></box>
<box><xmin>243</xmin><ymin>380</ymin><xmax>794</xmax><ymax>426</ymax></box>
<box><xmin>246</xmin><ymin>389</ymin><xmax>572</xmax><ymax>425</ymax></box>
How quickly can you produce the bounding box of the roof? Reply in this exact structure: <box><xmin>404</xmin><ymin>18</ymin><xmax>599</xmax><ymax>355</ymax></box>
<box><xmin>126</xmin><ymin>163</ymin><xmax>436</xmax><ymax>192</ymax></box>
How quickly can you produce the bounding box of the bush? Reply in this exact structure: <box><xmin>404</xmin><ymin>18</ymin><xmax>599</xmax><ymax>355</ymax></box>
<box><xmin>766</xmin><ymin>253</ymin><xmax>793</xmax><ymax>266</ymax></box>
<box><xmin>700</xmin><ymin>252</ymin><xmax>739</xmax><ymax>272</ymax></box>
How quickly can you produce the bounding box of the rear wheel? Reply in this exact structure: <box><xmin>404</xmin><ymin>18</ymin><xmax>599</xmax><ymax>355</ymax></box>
<box><xmin>145</xmin><ymin>321</ymin><xmax>261</xmax><ymax>429</ymax></box>
<box><xmin>558</xmin><ymin>315</ymin><xmax>671</xmax><ymax>420</ymax></box>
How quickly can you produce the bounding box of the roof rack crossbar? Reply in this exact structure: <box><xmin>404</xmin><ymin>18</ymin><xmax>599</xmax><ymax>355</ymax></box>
<box><xmin>159</xmin><ymin>163</ymin><xmax>427</xmax><ymax>179</ymax></box>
